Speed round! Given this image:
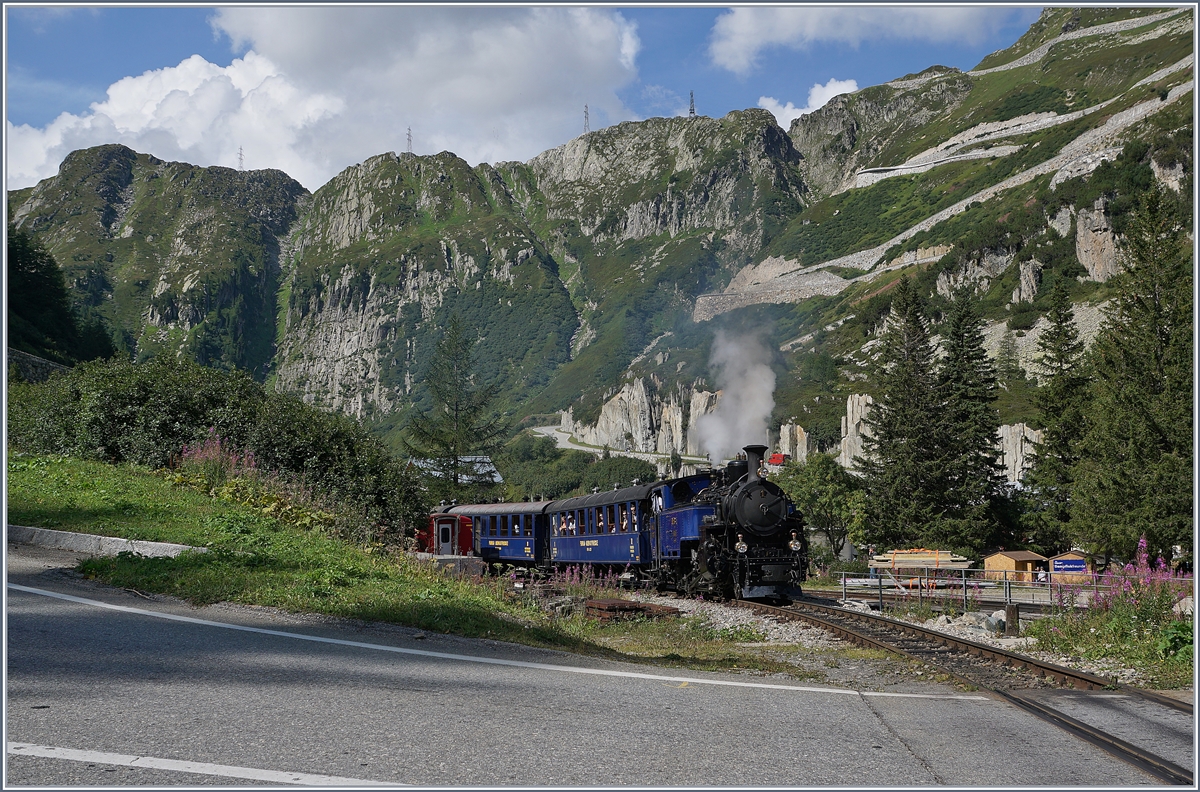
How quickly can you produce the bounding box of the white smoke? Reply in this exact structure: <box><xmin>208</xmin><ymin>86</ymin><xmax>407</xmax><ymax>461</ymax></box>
<box><xmin>694</xmin><ymin>331</ymin><xmax>776</xmax><ymax>463</ymax></box>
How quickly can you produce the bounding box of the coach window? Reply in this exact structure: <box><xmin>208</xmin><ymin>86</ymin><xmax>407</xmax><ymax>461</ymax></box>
<box><xmin>524</xmin><ymin>516</ymin><xmax>534</xmax><ymax>537</ymax></box>
<box><xmin>513</xmin><ymin>514</ymin><xmax>523</xmax><ymax>537</ymax></box>
<box><xmin>487</xmin><ymin>516</ymin><xmax>496</xmax><ymax>537</ymax></box>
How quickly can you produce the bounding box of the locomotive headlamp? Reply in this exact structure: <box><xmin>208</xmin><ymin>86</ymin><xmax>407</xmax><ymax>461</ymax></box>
<box><xmin>788</xmin><ymin>531</ymin><xmax>802</xmax><ymax>552</ymax></box>
<box><xmin>735</xmin><ymin>534</ymin><xmax>748</xmax><ymax>554</ymax></box>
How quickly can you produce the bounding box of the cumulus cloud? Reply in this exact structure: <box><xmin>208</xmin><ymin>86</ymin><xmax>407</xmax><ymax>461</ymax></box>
<box><xmin>694</xmin><ymin>332</ymin><xmax>776</xmax><ymax>464</ymax></box>
<box><xmin>7</xmin><ymin>7</ymin><xmax>641</xmax><ymax>191</ymax></box>
<box><xmin>759</xmin><ymin>77</ymin><xmax>859</xmax><ymax>128</ymax></box>
<box><xmin>710</xmin><ymin>6</ymin><xmax>1016</xmax><ymax>75</ymax></box>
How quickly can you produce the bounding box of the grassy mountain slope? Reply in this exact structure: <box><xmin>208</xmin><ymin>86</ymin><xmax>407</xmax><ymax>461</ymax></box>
<box><xmin>9</xmin><ymin>144</ymin><xmax>307</xmax><ymax>377</ymax></box>
<box><xmin>497</xmin><ymin>109</ymin><xmax>807</xmax><ymax>422</ymax></box>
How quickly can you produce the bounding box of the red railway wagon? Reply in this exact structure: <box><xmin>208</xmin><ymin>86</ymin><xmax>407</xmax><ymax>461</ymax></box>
<box><xmin>417</xmin><ymin>508</ymin><xmax>474</xmax><ymax>555</ymax></box>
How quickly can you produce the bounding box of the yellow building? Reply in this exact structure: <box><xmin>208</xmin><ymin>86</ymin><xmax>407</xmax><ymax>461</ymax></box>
<box><xmin>983</xmin><ymin>550</ymin><xmax>1047</xmax><ymax>582</ymax></box>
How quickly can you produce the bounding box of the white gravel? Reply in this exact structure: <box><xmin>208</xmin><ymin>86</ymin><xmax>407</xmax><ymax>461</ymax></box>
<box><xmin>629</xmin><ymin>592</ymin><xmax>843</xmax><ymax>649</ymax></box>
<box><xmin>625</xmin><ymin>592</ymin><xmax>1186</xmax><ymax>689</ymax></box>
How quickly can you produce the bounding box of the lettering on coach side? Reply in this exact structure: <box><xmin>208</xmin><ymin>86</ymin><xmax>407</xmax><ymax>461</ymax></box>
<box><xmin>490</xmin><ymin>540</ymin><xmax>509</xmax><ymax>547</ymax></box>
<box><xmin>580</xmin><ymin>539</ymin><xmax>599</xmax><ymax>547</ymax></box>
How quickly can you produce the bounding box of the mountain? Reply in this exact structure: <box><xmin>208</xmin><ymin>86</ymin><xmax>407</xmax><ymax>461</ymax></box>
<box><xmin>8</xmin><ymin>144</ymin><xmax>306</xmax><ymax>377</ymax></box>
<box><xmin>8</xmin><ymin>7</ymin><xmax>1193</xmax><ymax>468</ymax></box>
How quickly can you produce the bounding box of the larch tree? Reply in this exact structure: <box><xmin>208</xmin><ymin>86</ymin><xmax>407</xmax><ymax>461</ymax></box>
<box><xmin>1070</xmin><ymin>187</ymin><xmax>1193</xmax><ymax>565</ymax></box>
<box><xmin>935</xmin><ymin>287</ymin><xmax>1005</xmax><ymax>556</ymax></box>
<box><xmin>774</xmin><ymin>452</ymin><xmax>866</xmax><ymax>559</ymax></box>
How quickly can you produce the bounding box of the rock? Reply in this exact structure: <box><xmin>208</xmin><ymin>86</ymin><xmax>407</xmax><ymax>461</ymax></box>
<box><xmin>1151</xmin><ymin>159</ymin><xmax>1185</xmax><ymax>192</ymax></box>
<box><xmin>1011</xmin><ymin>258</ymin><xmax>1042</xmax><ymax>304</ymax></box>
<box><xmin>777</xmin><ymin>423</ymin><xmax>814</xmax><ymax>464</ymax></box>
<box><xmin>1048</xmin><ymin>206</ymin><xmax>1073</xmax><ymax>238</ymax></box>
<box><xmin>1076</xmin><ymin>198</ymin><xmax>1121</xmax><ymax>282</ymax></box>
<box><xmin>836</xmin><ymin>394</ymin><xmax>874</xmax><ymax>469</ymax></box>
<box><xmin>559</xmin><ymin>379</ymin><xmax>721</xmax><ymax>458</ymax></box>
<box><xmin>936</xmin><ymin>249</ymin><xmax>1014</xmax><ymax>298</ymax></box>
<box><xmin>997</xmin><ymin>423</ymin><xmax>1042</xmax><ymax>483</ymax></box>
<box><xmin>1173</xmin><ymin>596</ymin><xmax>1193</xmax><ymax>618</ymax></box>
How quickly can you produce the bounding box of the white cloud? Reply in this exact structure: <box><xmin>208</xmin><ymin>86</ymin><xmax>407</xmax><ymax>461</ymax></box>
<box><xmin>759</xmin><ymin>78</ymin><xmax>859</xmax><ymax>128</ymax></box>
<box><xmin>7</xmin><ymin>7</ymin><xmax>641</xmax><ymax>191</ymax></box>
<box><xmin>710</xmin><ymin>7</ymin><xmax>1016</xmax><ymax>75</ymax></box>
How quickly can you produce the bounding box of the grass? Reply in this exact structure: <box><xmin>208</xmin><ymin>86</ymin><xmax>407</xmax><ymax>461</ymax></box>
<box><xmin>5</xmin><ymin>452</ymin><xmax>862</xmax><ymax>681</ymax></box>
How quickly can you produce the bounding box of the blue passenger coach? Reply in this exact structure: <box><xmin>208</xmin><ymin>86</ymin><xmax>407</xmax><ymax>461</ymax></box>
<box><xmin>447</xmin><ymin>502</ymin><xmax>550</xmax><ymax>565</ymax></box>
<box><xmin>548</xmin><ymin>484</ymin><xmax>655</xmax><ymax>566</ymax></box>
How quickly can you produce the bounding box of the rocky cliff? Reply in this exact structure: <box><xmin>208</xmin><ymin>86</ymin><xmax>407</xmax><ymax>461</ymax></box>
<box><xmin>272</xmin><ymin>150</ymin><xmax>577</xmax><ymax>420</ymax></box>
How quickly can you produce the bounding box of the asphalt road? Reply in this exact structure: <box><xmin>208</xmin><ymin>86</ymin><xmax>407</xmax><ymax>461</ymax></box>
<box><xmin>5</xmin><ymin>543</ymin><xmax>1167</xmax><ymax>786</ymax></box>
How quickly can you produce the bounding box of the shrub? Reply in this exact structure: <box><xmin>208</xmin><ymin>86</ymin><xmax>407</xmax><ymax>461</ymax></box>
<box><xmin>8</xmin><ymin>356</ymin><xmax>429</xmax><ymax>544</ymax></box>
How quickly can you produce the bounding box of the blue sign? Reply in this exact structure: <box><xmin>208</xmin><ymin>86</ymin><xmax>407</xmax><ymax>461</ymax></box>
<box><xmin>1052</xmin><ymin>558</ymin><xmax>1087</xmax><ymax>573</ymax></box>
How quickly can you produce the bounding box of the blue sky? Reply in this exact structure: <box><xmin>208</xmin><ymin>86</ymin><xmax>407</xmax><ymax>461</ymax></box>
<box><xmin>6</xmin><ymin>5</ymin><xmax>1041</xmax><ymax>191</ymax></box>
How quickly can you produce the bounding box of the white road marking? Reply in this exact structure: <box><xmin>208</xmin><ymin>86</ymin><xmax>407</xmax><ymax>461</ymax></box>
<box><xmin>6</xmin><ymin>742</ymin><xmax>397</xmax><ymax>786</ymax></box>
<box><xmin>8</xmin><ymin>583</ymin><xmax>991</xmax><ymax>701</ymax></box>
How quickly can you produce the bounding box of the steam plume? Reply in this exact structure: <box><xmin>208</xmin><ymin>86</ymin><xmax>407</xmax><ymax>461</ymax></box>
<box><xmin>694</xmin><ymin>331</ymin><xmax>776</xmax><ymax>463</ymax></box>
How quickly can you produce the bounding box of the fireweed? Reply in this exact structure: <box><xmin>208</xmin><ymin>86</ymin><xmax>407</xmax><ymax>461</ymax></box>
<box><xmin>1026</xmin><ymin>536</ymin><xmax>1193</xmax><ymax>686</ymax></box>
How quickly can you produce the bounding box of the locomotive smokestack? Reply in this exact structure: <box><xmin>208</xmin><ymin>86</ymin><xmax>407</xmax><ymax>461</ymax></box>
<box><xmin>743</xmin><ymin>445</ymin><xmax>767</xmax><ymax>483</ymax></box>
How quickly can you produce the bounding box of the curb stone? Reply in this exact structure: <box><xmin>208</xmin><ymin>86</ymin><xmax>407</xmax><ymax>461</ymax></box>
<box><xmin>7</xmin><ymin>525</ymin><xmax>206</xmax><ymax>558</ymax></box>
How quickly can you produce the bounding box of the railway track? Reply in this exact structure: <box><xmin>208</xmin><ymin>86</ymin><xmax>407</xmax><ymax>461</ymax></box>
<box><xmin>734</xmin><ymin>598</ymin><xmax>1193</xmax><ymax>785</ymax></box>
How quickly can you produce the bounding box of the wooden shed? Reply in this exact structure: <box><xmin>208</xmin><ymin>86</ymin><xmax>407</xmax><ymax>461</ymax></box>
<box><xmin>1049</xmin><ymin>551</ymin><xmax>1093</xmax><ymax>584</ymax></box>
<box><xmin>983</xmin><ymin>550</ymin><xmax>1047</xmax><ymax>582</ymax></box>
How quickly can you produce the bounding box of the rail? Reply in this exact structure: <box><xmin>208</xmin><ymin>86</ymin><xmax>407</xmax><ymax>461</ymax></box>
<box><xmin>735</xmin><ymin>598</ymin><xmax>1193</xmax><ymax>785</ymax></box>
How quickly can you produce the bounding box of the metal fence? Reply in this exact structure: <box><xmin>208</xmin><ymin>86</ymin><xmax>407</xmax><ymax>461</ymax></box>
<box><xmin>836</xmin><ymin>567</ymin><xmax>1194</xmax><ymax>613</ymax></box>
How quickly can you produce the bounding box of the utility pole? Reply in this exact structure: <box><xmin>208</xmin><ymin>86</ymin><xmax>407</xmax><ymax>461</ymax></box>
<box><xmin>406</xmin><ymin>127</ymin><xmax>413</xmax><ymax>154</ymax></box>
<box><xmin>237</xmin><ymin>146</ymin><xmax>244</xmax><ymax>171</ymax></box>
<box><xmin>584</xmin><ymin>104</ymin><xmax>590</xmax><ymax>134</ymax></box>
<box><xmin>689</xmin><ymin>91</ymin><xmax>696</xmax><ymax>118</ymax></box>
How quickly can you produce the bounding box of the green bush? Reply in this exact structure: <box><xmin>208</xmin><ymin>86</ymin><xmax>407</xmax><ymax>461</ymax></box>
<box><xmin>7</xmin><ymin>356</ymin><xmax>429</xmax><ymax>542</ymax></box>
<box><xmin>1158</xmin><ymin>621</ymin><xmax>1193</xmax><ymax>659</ymax></box>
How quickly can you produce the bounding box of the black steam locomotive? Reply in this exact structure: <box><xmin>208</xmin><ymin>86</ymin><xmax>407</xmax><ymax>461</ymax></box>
<box><xmin>421</xmin><ymin>444</ymin><xmax>808</xmax><ymax>601</ymax></box>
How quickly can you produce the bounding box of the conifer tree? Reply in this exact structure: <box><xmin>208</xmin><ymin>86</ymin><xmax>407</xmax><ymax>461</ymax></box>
<box><xmin>7</xmin><ymin>222</ymin><xmax>82</xmax><ymax>364</ymax></box>
<box><xmin>1070</xmin><ymin>188</ymin><xmax>1193</xmax><ymax>565</ymax></box>
<box><xmin>935</xmin><ymin>287</ymin><xmax>1004</xmax><ymax>555</ymax></box>
<box><xmin>402</xmin><ymin>315</ymin><xmax>508</xmax><ymax>498</ymax></box>
<box><xmin>995</xmin><ymin>329</ymin><xmax>1025</xmax><ymax>384</ymax></box>
<box><xmin>856</xmin><ymin>276</ymin><xmax>948</xmax><ymax>550</ymax></box>
<box><xmin>1022</xmin><ymin>279</ymin><xmax>1089</xmax><ymax>555</ymax></box>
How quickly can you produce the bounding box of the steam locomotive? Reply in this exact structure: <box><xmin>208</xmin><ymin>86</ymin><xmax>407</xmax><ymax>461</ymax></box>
<box><xmin>419</xmin><ymin>444</ymin><xmax>808</xmax><ymax>600</ymax></box>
